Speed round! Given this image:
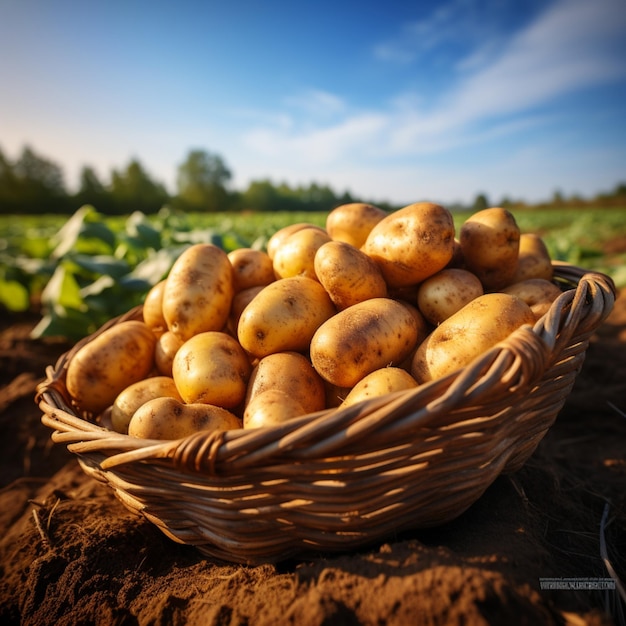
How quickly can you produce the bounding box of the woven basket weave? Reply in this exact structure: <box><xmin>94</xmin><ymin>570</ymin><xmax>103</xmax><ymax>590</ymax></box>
<box><xmin>37</xmin><ymin>262</ymin><xmax>616</xmax><ymax>564</ymax></box>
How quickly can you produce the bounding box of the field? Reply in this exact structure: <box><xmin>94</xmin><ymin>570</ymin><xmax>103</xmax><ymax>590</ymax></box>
<box><xmin>2</xmin><ymin>205</ymin><xmax>625</xmax><ymax>341</ymax></box>
<box><xmin>0</xmin><ymin>205</ymin><xmax>625</xmax><ymax>625</ymax></box>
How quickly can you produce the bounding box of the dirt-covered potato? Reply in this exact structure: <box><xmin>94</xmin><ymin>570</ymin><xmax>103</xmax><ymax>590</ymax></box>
<box><xmin>111</xmin><ymin>376</ymin><xmax>182</xmax><ymax>434</ymax></box>
<box><xmin>128</xmin><ymin>397</ymin><xmax>242</xmax><ymax>439</ymax></box>
<box><xmin>266</xmin><ymin>223</ymin><xmax>327</xmax><ymax>260</ymax></box>
<box><xmin>172</xmin><ymin>331</ymin><xmax>251</xmax><ymax>408</ymax></box>
<box><xmin>272</xmin><ymin>227</ymin><xmax>331</xmax><ymax>280</ymax></box>
<box><xmin>417</xmin><ymin>268</ymin><xmax>484</xmax><ymax>325</ymax></box>
<box><xmin>310</xmin><ymin>298</ymin><xmax>421</xmax><ymax>388</ymax></box>
<box><xmin>243</xmin><ymin>389</ymin><xmax>308</xmax><ymax>429</ymax></box>
<box><xmin>363</xmin><ymin>202</ymin><xmax>456</xmax><ymax>288</ymax></box>
<box><xmin>237</xmin><ymin>276</ymin><xmax>336</xmax><ymax>358</ymax></box>
<box><xmin>227</xmin><ymin>248</ymin><xmax>276</xmax><ymax>292</ymax></box>
<box><xmin>66</xmin><ymin>320</ymin><xmax>156</xmax><ymax>416</ymax></box>
<box><xmin>459</xmin><ymin>208</ymin><xmax>520</xmax><ymax>290</ymax></box>
<box><xmin>314</xmin><ymin>240</ymin><xmax>388</xmax><ymax>310</ymax></box>
<box><xmin>502</xmin><ymin>278</ymin><xmax>562</xmax><ymax>320</ymax></box>
<box><xmin>142</xmin><ymin>279</ymin><xmax>167</xmax><ymax>336</ymax></box>
<box><xmin>509</xmin><ymin>233</ymin><xmax>554</xmax><ymax>284</ymax></box>
<box><xmin>325</xmin><ymin>202</ymin><xmax>387</xmax><ymax>249</ymax></box>
<box><xmin>411</xmin><ymin>293</ymin><xmax>536</xmax><ymax>383</ymax></box>
<box><xmin>162</xmin><ymin>243</ymin><xmax>234</xmax><ymax>342</ymax></box>
<box><xmin>341</xmin><ymin>367</ymin><xmax>418</xmax><ymax>407</ymax></box>
<box><xmin>245</xmin><ymin>351</ymin><xmax>326</xmax><ymax>415</ymax></box>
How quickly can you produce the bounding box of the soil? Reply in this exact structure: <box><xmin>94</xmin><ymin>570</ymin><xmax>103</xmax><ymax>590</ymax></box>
<box><xmin>1</xmin><ymin>289</ymin><xmax>625</xmax><ymax>626</ymax></box>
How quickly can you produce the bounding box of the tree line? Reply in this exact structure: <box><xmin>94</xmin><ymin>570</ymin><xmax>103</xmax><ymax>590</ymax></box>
<box><xmin>1</xmin><ymin>144</ymin><xmax>624</xmax><ymax>216</ymax></box>
<box><xmin>0</xmin><ymin>145</ymin><xmax>392</xmax><ymax>216</ymax></box>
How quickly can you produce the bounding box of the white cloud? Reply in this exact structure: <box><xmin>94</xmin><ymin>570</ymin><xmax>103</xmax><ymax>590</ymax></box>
<box><xmin>386</xmin><ymin>0</ymin><xmax>626</xmax><ymax>152</ymax></box>
<box><xmin>284</xmin><ymin>89</ymin><xmax>347</xmax><ymax>117</ymax></box>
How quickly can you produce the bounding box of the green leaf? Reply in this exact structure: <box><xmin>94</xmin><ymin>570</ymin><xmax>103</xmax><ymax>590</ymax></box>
<box><xmin>41</xmin><ymin>265</ymin><xmax>86</xmax><ymax>312</ymax></box>
<box><xmin>69</xmin><ymin>254</ymin><xmax>130</xmax><ymax>278</ymax></box>
<box><xmin>125</xmin><ymin>211</ymin><xmax>163</xmax><ymax>249</ymax></box>
<box><xmin>0</xmin><ymin>279</ymin><xmax>30</xmax><ymax>311</ymax></box>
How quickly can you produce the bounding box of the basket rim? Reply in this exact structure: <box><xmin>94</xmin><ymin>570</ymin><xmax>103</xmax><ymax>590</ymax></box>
<box><xmin>37</xmin><ymin>262</ymin><xmax>616</xmax><ymax>476</ymax></box>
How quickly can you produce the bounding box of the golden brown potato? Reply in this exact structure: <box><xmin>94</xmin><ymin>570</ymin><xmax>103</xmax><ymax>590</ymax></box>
<box><xmin>363</xmin><ymin>202</ymin><xmax>456</xmax><ymax>288</ymax></box>
<box><xmin>128</xmin><ymin>397</ymin><xmax>242</xmax><ymax>439</ymax></box>
<box><xmin>502</xmin><ymin>278</ymin><xmax>562</xmax><ymax>320</ymax></box>
<box><xmin>66</xmin><ymin>320</ymin><xmax>156</xmax><ymax>416</ymax></box>
<box><xmin>314</xmin><ymin>240</ymin><xmax>388</xmax><ymax>310</ymax></box>
<box><xmin>172</xmin><ymin>331</ymin><xmax>251</xmax><ymax>408</ymax></box>
<box><xmin>411</xmin><ymin>293</ymin><xmax>536</xmax><ymax>383</ymax></box>
<box><xmin>154</xmin><ymin>330</ymin><xmax>184</xmax><ymax>376</ymax></box>
<box><xmin>142</xmin><ymin>279</ymin><xmax>167</xmax><ymax>336</ymax></box>
<box><xmin>272</xmin><ymin>227</ymin><xmax>332</xmax><ymax>280</ymax></box>
<box><xmin>227</xmin><ymin>285</ymin><xmax>266</xmax><ymax>336</ymax></box>
<box><xmin>266</xmin><ymin>223</ymin><xmax>327</xmax><ymax>260</ymax></box>
<box><xmin>325</xmin><ymin>202</ymin><xmax>387</xmax><ymax>249</ymax></box>
<box><xmin>243</xmin><ymin>389</ymin><xmax>308</xmax><ymax>429</ymax></box>
<box><xmin>459</xmin><ymin>208</ymin><xmax>520</xmax><ymax>290</ymax></box>
<box><xmin>245</xmin><ymin>351</ymin><xmax>326</xmax><ymax>415</ymax></box>
<box><xmin>416</xmin><ymin>268</ymin><xmax>484</xmax><ymax>325</ymax></box>
<box><xmin>509</xmin><ymin>233</ymin><xmax>554</xmax><ymax>284</ymax></box>
<box><xmin>342</xmin><ymin>367</ymin><xmax>418</xmax><ymax>407</ymax></box>
<box><xmin>111</xmin><ymin>376</ymin><xmax>182</xmax><ymax>434</ymax></box>
<box><xmin>310</xmin><ymin>298</ymin><xmax>421</xmax><ymax>388</ymax></box>
<box><xmin>237</xmin><ymin>276</ymin><xmax>336</xmax><ymax>358</ymax></box>
<box><xmin>227</xmin><ymin>248</ymin><xmax>276</xmax><ymax>292</ymax></box>
<box><xmin>162</xmin><ymin>243</ymin><xmax>234</xmax><ymax>342</ymax></box>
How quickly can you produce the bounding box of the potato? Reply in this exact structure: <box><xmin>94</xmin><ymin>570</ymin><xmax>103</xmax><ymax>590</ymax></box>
<box><xmin>243</xmin><ymin>389</ymin><xmax>308</xmax><ymax>429</ymax></box>
<box><xmin>267</xmin><ymin>223</ymin><xmax>326</xmax><ymax>260</ymax></box>
<box><xmin>342</xmin><ymin>367</ymin><xmax>418</xmax><ymax>407</ymax></box>
<box><xmin>310</xmin><ymin>298</ymin><xmax>421</xmax><ymax>388</ymax></box>
<box><xmin>162</xmin><ymin>243</ymin><xmax>234</xmax><ymax>342</ymax></box>
<box><xmin>172</xmin><ymin>331</ymin><xmax>251</xmax><ymax>408</ymax></box>
<box><xmin>142</xmin><ymin>279</ymin><xmax>167</xmax><ymax>336</ymax></box>
<box><xmin>411</xmin><ymin>293</ymin><xmax>536</xmax><ymax>383</ymax></box>
<box><xmin>459</xmin><ymin>208</ymin><xmax>520</xmax><ymax>290</ymax></box>
<box><xmin>416</xmin><ymin>268</ymin><xmax>484</xmax><ymax>325</ymax></box>
<box><xmin>128</xmin><ymin>397</ymin><xmax>242</xmax><ymax>439</ymax></box>
<box><xmin>509</xmin><ymin>233</ymin><xmax>554</xmax><ymax>284</ymax></box>
<box><xmin>314</xmin><ymin>240</ymin><xmax>387</xmax><ymax>310</ymax></box>
<box><xmin>111</xmin><ymin>376</ymin><xmax>182</xmax><ymax>434</ymax></box>
<box><xmin>245</xmin><ymin>351</ymin><xmax>326</xmax><ymax>414</ymax></box>
<box><xmin>154</xmin><ymin>330</ymin><xmax>184</xmax><ymax>376</ymax></box>
<box><xmin>363</xmin><ymin>202</ymin><xmax>456</xmax><ymax>288</ymax></box>
<box><xmin>324</xmin><ymin>381</ymin><xmax>352</xmax><ymax>408</ymax></box>
<box><xmin>237</xmin><ymin>276</ymin><xmax>336</xmax><ymax>358</ymax></box>
<box><xmin>272</xmin><ymin>227</ymin><xmax>332</xmax><ymax>280</ymax></box>
<box><xmin>325</xmin><ymin>202</ymin><xmax>387</xmax><ymax>249</ymax></box>
<box><xmin>227</xmin><ymin>248</ymin><xmax>275</xmax><ymax>292</ymax></box>
<box><xmin>227</xmin><ymin>285</ymin><xmax>266</xmax><ymax>336</ymax></box>
<box><xmin>502</xmin><ymin>278</ymin><xmax>562</xmax><ymax>320</ymax></box>
<box><xmin>66</xmin><ymin>320</ymin><xmax>156</xmax><ymax>416</ymax></box>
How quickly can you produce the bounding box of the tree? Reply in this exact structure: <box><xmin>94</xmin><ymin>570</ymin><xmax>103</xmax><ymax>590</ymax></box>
<box><xmin>2</xmin><ymin>145</ymin><xmax>69</xmax><ymax>213</ymax></box>
<box><xmin>241</xmin><ymin>179</ymin><xmax>282</xmax><ymax>212</ymax></box>
<box><xmin>175</xmin><ymin>149</ymin><xmax>232</xmax><ymax>212</ymax></box>
<box><xmin>13</xmin><ymin>146</ymin><xmax>66</xmax><ymax>196</ymax></box>
<box><xmin>74</xmin><ymin>166</ymin><xmax>114</xmax><ymax>213</ymax></box>
<box><xmin>472</xmin><ymin>193</ymin><xmax>489</xmax><ymax>212</ymax></box>
<box><xmin>110</xmin><ymin>159</ymin><xmax>169</xmax><ymax>214</ymax></box>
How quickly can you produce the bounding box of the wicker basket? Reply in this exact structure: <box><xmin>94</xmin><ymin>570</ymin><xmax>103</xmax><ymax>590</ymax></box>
<box><xmin>37</xmin><ymin>262</ymin><xmax>616</xmax><ymax>564</ymax></box>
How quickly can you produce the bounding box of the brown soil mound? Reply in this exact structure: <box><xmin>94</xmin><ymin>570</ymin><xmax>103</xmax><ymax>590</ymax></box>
<box><xmin>1</xmin><ymin>290</ymin><xmax>625</xmax><ymax>626</ymax></box>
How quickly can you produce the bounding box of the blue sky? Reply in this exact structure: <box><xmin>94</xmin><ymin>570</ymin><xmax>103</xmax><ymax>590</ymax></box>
<box><xmin>1</xmin><ymin>0</ymin><xmax>625</xmax><ymax>206</ymax></box>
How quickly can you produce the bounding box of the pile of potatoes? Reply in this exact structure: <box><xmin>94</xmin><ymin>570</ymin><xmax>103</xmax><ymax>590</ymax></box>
<box><xmin>64</xmin><ymin>201</ymin><xmax>562</xmax><ymax>440</ymax></box>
